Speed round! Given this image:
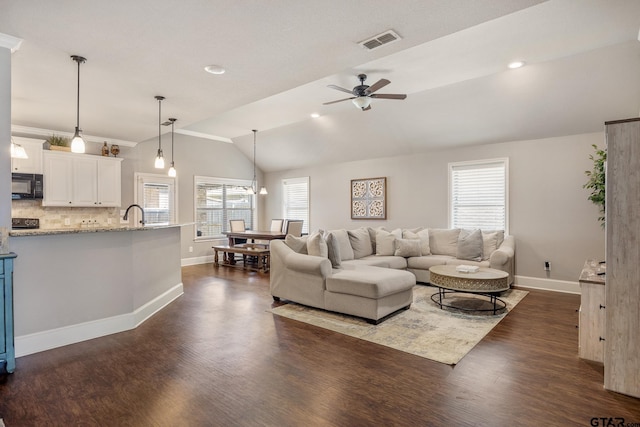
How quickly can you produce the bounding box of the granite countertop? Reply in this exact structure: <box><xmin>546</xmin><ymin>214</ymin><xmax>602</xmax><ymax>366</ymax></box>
<box><xmin>9</xmin><ymin>223</ymin><xmax>190</xmax><ymax>237</ymax></box>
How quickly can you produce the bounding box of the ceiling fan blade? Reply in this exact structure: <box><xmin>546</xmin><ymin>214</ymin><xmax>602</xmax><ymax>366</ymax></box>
<box><xmin>370</xmin><ymin>93</ymin><xmax>407</xmax><ymax>100</ymax></box>
<box><xmin>323</xmin><ymin>96</ymin><xmax>355</xmax><ymax>105</ymax></box>
<box><xmin>327</xmin><ymin>84</ymin><xmax>354</xmax><ymax>95</ymax></box>
<box><xmin>367</xmin><ymin>79</ymin><xmax>390</xmax><ymax>93</ymax></box>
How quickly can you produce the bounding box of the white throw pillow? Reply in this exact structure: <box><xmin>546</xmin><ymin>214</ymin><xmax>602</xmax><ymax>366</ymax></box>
<box><xmin>284</xmin><ymin>234</ymin><xmax>308</xmax><ymax>254</ymax></box>
<box><xmin>330</xmin><ymin>229</ymin><xmax>354</xmax><ymax>260</ymax></box>
<box><xmin>429</xmin><ymin>228</ymin><xmax>461</xmax><ymax>257</ymax></box>
<box><xmin>481</xmin><ymin>230</ymin><xmax>505</xmax><ymax>260</ymax></box>
<box><xmin>394</xmin><ymin>238</ymin><xmax>422</xmax><ymax>257</ymax></box>
<box><xmin>348</xmin><ymin>227</ymin><xmax>373</xmax><ymax>259</ymax></box>
<box><xmin>403</xmin><ymin>229</ymin><xmax>431</xmax><ymax>255</ymax></box>
<box><xmin>375</xmin><ymin>228</ymin><xmax>402</xmax><ymax>256</ymax></box>
<box><xmin>306</xmin><ymin>231</ymin><xmax>328</xmax><ymax>258</ymax></box>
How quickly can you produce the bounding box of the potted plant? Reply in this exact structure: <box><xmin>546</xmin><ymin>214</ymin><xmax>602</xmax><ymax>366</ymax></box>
<box><xmin>583</xmin><ymin>144</ymin><xmax>606</xmax><ymax>228</ymax></box>
<box><xmin>46</xmin><ymin>134</ymin><xmax>71</xmax><ymax>151</ymax></box>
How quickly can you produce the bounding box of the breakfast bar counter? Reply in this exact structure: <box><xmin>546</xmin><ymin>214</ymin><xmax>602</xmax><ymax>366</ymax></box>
<box><xmin>9</xmin><ymin>225</ymin><xmax>184</xmax><ymax>358</ymax></box>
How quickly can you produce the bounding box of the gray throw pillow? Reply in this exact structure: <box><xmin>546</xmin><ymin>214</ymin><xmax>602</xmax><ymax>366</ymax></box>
<box><xmin>403</xmin><ymin>229</ymin><xmax>431</xmax><ymax>255</ymax></box>
<box><xmin>331</xmin><ymin>229</ymin><xmax>354</xmax><ymax>260</ymax></box>
<box><xmin>285</xmin><ymin>234</ymin><xmax>308</xmax><ymax>254</ymax></box>
<box><xmin>323</xmin><ymin>230</ymin><xmax>342</xmax><ymax>268</ymax></box>
<box><xmin>375</xmin><ymin>228</ymin><xmax>402</xmax><ymax>256</ymax></box>
<box><xmin>306</xmin><ymin>231</ymin><xmax>328</xmax><ymax>258</ymax></box>
<box><xmin>457</xmin><ymin>229</ymin><xmax>483</xmax><ymax>261</ymax></box>
<box><xmin>348</xmin><ymin>227</ymin><xmax>373</xmax><ymax>259</ymax></box>
<box><xmin>394</xmin><ymin>238</ymin><xmax>422</xmax><ymax>257</ymax></box>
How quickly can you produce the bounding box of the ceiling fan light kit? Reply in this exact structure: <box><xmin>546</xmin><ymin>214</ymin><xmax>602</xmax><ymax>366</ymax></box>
<box><xmin>324</xmin><ymin>73</ymin><xmax>406</xmax><ymax>111</ymax></box>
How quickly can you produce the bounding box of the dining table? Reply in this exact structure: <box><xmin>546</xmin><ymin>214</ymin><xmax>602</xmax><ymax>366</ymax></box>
<box><xmin>222</xmin><ymin>230</ymin><xmax>287</xmax><ymax>247</ymax></box>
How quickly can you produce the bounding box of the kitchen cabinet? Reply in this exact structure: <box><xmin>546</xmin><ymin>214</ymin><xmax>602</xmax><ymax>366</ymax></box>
<box><xmin>0</xmin><ymin>253</ymin><xmax>17</xmax><ymax>374</ymax></box>
<box><xmin>11</xmin><ymin>137</ymin><xmax>44</xmax><ymax>174</ymax></box>
<box><xmin>578</xmin><ymin>260</ymin><xmax>605</xmax><ymax>363</ymax></box>
<box><xmin>43</xmin><ymin>151</ymin><xmax>122</xmax><ymax>207</ymax></box>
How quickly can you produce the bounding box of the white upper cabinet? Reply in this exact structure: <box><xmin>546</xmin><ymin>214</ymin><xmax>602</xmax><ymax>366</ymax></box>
<box><xmin>11</xmin><ymin>137</ymin><xmax>44</xmax><ymax>174</ymax></box>
<box><xmin>43</xmin><ymin>151</ymin><xmax>122</xmax><ymax>207</ymax></box>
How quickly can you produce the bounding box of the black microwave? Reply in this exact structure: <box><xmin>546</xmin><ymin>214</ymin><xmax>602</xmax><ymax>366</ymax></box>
<box><xmin>11</xmin><ymin>173</ymin><xmax>44</xmax><ymax>199</ymax></box>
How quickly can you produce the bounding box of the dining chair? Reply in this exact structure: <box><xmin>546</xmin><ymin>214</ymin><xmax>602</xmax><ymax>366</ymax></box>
<box><xmin>270</xmin><ymin>219</ymin><xmax>284</xmax><ymax>232</ymax></box>
<box><xmin>284</xmin><ymin>219</ymin><xmax>304</xmax><ymax>237</ymax></box>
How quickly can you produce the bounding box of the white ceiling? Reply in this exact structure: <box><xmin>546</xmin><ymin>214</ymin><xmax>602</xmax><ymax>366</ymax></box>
<box><xmin>2</xmin><ymin>0</ymin><xmax>640</xmax><ymax>172</ymax></box>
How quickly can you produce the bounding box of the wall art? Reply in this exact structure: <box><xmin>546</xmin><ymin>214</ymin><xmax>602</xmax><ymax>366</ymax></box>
<box><xmin>351</xmin><ymin>177</ymin><xmax>387</xmax><ymax>219</ymax></box>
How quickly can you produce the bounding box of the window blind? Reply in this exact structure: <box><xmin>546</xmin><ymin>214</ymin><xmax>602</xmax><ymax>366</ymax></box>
<box><xmin>143</xmin><ymin>183</ymin><xmax>171</xmax><ymax>225</ymax></box>
<box><xmin>195</xmin><ymin>177</ymin><xmax>254</xmax><ymax>239</ymax></box>
<box><xmin>450</xmin><ymin>159</ymin><xmax>508</xmax><ymax>231</ymax></box>
<box><xmin>282</xmin><ymin>177</ymin><xmax>309</xmax><ymax>234</ymax></box>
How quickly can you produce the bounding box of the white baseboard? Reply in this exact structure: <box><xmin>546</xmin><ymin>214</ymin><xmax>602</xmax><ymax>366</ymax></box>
<box><xmin>15</xmin><ymin>283</ymin><xmax>184</xmax><ymax>358</ymax></box>
<box><xmin>181</xmin><ymin>255</ymin><xmax>213</xmax><ymax>266</ymax></box>
<box><xmin>515</xmin><ymin>275</ymin><xmax>580</xmax><ymax>294</ymax></box>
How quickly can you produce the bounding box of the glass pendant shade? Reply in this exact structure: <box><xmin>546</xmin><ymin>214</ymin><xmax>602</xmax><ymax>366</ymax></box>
<box><xmin>155</xmin><ymin>149</ymin><xmax>165</xmax><ymax>168</ymax></box>
<box><xmin>168</xmin><ymin>162</ymin><xmax>176</xmax><ymax>177</ymax></box>
<box><xmin>352</xmin><ymin>96</ymin><xmax>371</xmax><ymax>110</ymax></box>
<box><xmin>259</xmin><ymin>186</ymin><xmax>268</xmax><ymax>195</ymax></box>
<box><xmin>167</xmin><ymin>118</ymin><xmax>177</xmax><ymax>177</ymax></box>
<box><xmin>71</xmin><ymin>127</ymin><xmax>85</xmax><ymax>153</ymax></box>
<box><xmin>246</xmin><ymin>186</ymin><xmax>256</xmax><ymax>195</ymax></box>
<box><xmin>11</xmin><ymin>141</ymin><xmax>28</xmax><ymax>159</ymax></box>
<box><xmin>154</xmin><ymin>95</ymin><xmax>165</xmax><ymax>168</ymax></box>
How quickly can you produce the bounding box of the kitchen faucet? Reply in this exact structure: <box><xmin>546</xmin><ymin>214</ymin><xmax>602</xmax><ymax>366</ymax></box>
<box><xmin>123</xmin><ymin>204</ymin><xmax>146</xmax><ymax>226</ymax></box>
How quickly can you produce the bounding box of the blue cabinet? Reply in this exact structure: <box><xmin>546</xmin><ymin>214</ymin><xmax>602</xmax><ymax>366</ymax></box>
<box><xmin>0</xmin><ymin>252</ymin><xmax>17</xmax><ymax>374</ymax></box>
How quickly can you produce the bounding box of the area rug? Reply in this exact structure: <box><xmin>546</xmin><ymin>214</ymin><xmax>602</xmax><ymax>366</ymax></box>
<box><xmin>270</xmin><ymin>285</ymin><xmax>528</xmax><ymax>365</ymax></box>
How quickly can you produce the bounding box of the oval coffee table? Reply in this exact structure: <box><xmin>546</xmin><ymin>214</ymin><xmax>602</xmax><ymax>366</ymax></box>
<box><xmin>429</xmin><ymin>265</ymin><xmax>510</xmax><ymax>315</ymax></box>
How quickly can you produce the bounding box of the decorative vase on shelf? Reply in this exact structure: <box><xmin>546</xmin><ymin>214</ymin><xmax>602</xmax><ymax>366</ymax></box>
<box><xmin>101</xmin><ymin>142</ymin><xmax>109</xmax><ymax>156</ymax></box>
<box><xmin>110</xmin><ymin>144</ymin><xmax>120</xmax><ymax>157</ymax></box>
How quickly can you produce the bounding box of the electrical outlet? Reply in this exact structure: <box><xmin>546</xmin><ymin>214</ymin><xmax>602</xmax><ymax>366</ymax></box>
<box><xmin>188</xmin><ymin>246</ymin><xmax>193</xmax><ymax>253</ymax></box>
<box><xmin>64</xmin><ymin>218</ymin><xmax>70</xmax><ymax>226</ymax></box>
<box><xmin>107</xmin><ymin>218</ymin><xmax>113</xmax><ymax>225</ymax></box>
<box><xmin>544</xmin><ymin>261</ymin><xmax>551</xmax><ymax>271</ymax></box>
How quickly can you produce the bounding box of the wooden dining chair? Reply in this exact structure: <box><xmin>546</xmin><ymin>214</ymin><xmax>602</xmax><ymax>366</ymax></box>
<box><xmin>283</xmin><ymin>220</ymin><xmax>304</xmax><ymax>237</ymax></box>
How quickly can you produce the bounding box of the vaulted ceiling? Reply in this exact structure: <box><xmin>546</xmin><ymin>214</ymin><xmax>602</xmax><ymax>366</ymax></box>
<box><xmin>2</xmin><ymin>0</ymin><xmax>639</xmax><ymax>172</ymax></box>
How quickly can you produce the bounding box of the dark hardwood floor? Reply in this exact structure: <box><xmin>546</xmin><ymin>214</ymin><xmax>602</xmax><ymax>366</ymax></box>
<box><xmin>1</xmin><ymin>264</ymin><xmax>639</xmax><ymax>426</ymax></box>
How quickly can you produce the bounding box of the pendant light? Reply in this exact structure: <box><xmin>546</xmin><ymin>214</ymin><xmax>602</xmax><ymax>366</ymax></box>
<box><xmin>70</xmin><ymin>55</ymin><xmax>86</xmax><ymax>153</ymax></box>
<box><xmin>246</xmin><ymin>129</ymin><xmax>257</xmax><ymax>195</ymax></box>
<box><xmin>154</xmin><ymin>95</ymin><xmax>165</xmax><ymax>168</ymax></box>
<box><xmin>167</xmin><ymin>118</ymin><xmax>177</xmax><ymax>177</ymax></box>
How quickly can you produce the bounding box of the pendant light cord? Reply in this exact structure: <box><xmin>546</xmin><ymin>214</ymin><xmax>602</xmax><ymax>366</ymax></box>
<box><xmin>76</xmin><ymin>58</ymin><xmax>80</xmax><ymax>128</ymax></box>
<box><xmin>252</xmin><ymin>130</ymin><xmax>257</xmax><ymax>190</ymax></box>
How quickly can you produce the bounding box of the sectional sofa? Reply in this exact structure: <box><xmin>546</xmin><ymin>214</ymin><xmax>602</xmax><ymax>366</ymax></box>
<box><xmin>270</xmin><ymin>227</ymin><xmax>515</xmax><ymax>323</ymax></box>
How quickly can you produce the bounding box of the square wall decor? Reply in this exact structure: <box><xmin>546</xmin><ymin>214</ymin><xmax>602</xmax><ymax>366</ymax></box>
<box><xmin>351</xmin><ymin>177</ymin><xmax>387</xmax><ymax>219</ymax></box>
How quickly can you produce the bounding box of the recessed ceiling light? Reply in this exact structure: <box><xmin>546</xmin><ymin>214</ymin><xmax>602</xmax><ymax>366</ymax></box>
<box><xmin>204</xmin><ymin>65</ymin><xmax>225</xmax><ymax>75</ymax></box>
<box><xmin>508</xmin><ymin>61</ymin><xmax>525</xmax><ymax>69</ymax></box>
<box><xmin>310</xmin><ymin>113</ymin><xmax>320</xmax><ymax>118</ymax></box>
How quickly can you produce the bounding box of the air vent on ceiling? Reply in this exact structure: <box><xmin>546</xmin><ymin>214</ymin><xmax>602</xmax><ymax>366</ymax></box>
<box><xmin>359</xmin><ymin>30</ymin><xmax>402</xmax><ymax>50</ymax></box>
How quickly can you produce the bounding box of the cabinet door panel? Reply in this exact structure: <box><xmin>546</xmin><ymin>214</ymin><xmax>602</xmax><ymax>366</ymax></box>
<box><xmin>97</xmin><ymin>159</ymin><xmax>121</xmax><ymax>206</ymax></box>
<box><xmin>72</xmin><ymin>158</ymin><xmax>98</xmax><ymax>206</ymax></box>
<box><xmin>42</xmin><ymin>152</ymin><xmax>73</xmax><ymax>206</ymax></box>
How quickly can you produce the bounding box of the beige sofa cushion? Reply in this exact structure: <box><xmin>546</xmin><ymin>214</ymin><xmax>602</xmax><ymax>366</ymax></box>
<box><xmin>429</xmin><ymin>228</ymin><xmax>460</xmax><ymax>256</ymax></box>
<box><xmin>403</xmin><ymin>229</ymin><xmax>431</xmax><ymax>255</ymax></box>
<box><xmin>406</xmin><ymin>255</ymin><xmax>454</xmax><ymax>269</ymax></box>
<box><xmin>375</xmin><ymin>228</ymin><xmax>402</xmax><ymax>256</ymax></box>
<box><xmin>457</xmin><ymin>229</ymin><xmax>483</xmax><ymax>261</ymax></box>
<box><xmin>394</xmin><ymin>238</ymin><xmax>422</xmax><ymax>257</ymax></box>
<box><xmin>322</xmin><ymin>230</ymin><xmax>342</xmax><ymax>268</ymax></box>
<box><xmin>307</xmin><ymin>231</ymin><xmax>328</xmax><ymax>258</ymax></box>
<box><xmin>348</xmin><ymin>227</ymin><xmax>373</xmax><ymax>259</ymax></box>
<box><xmin>482</xmin><ymin>230</ymin><xmax>505</xmax><ymax>260</ymax></box>
<box><xmin>284</xmin><ymin>234</ymin><xmax>308</xmax><ymax>254</ymax></box>
<box><xmin>327</xmin><ymin>267</ymin><xmax>415</xmax><ymax>298</ymax></box>
<box><xmin>331</xmin><ymin>229</ymin><xmax>354</xmax><ymax>260</ymax></box>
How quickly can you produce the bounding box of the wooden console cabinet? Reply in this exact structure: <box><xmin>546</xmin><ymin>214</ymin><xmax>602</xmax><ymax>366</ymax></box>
<box><xmin>0</xmin><ymin>253</ymin><xmax>17</xmax><ymax>374</ymax></box>
<box><xmin>578</xmin><ymin>260</ymin><xmax>605</xmax><ymax>363</ymax></box>
<box><xmin>604</xmin><ymin>117</ymin><xmax>640</xmax><ymax>398</ymax></box>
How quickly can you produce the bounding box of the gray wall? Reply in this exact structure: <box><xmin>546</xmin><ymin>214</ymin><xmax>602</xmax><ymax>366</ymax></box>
<box><xmin>1</xmin><ymin>48</ymin><xmax>11</xmax><ymax>228</ymax></box>
<box><xmin>128</xmin><ymin>133</ymin><xmax>260</xmax><ymax>259</ymax></box>
<box><xmin>263</xmin><ymin>132</ymin><xmax>606</xmax><ymax>284</ymax></box>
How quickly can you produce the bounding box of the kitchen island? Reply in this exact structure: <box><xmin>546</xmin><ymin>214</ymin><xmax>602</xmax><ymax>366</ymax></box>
<box><xmin>9</xmin><ymin>225</ymin><xmax>183</xmax><ymax>358</ymax></box>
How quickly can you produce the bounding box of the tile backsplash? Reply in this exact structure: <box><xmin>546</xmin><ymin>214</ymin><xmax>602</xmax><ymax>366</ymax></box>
<box><xmin>12</xmin><ymin>200</ymin><xmax>128</xmax><ymax>229</ymax></box>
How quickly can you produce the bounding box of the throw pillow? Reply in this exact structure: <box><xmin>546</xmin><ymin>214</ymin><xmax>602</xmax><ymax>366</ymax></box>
<box><xmin>429</xmin><ymin>228</ymin><xmax>461</xmax><ymax>257</ymax></box>
<box><xmin>330</xmin><ymin>229</ymin><xmax>354</xmax><ymax>260</ymax></box>
<box><xmin>375</xmin><ymin>228</ymin><xmax>402</xmax><ymax>256</ymax></box>
<box><xmin>402</xmin><ymin>227</ymin><xmax>424</xmax><ymax>235</ymax></box>
<box><xmin>457</xmin><ymin>229</ymin><xmax>483</xmax><ymax>261</ymax></box>
<box><xmin>481</xmin><ymin>230</ymin><xmax>505</xmax><ymax>260</ymax></box>
<box><xmin>403</xmin><ymin>229</ymin><xmax>431</xmax><ymax>255</ymax></box>
<box><xmin>285</xmin><ymin>234</ymin><xmax>308</xmax><ymax>254</ymax></box>
<box><xmin>394</xmin><ymin>238</ymin><xmax>422</xmax><ymax>257</ymax></box>
<box><xmin>348</xmin><ymin>227</ymin><xmax>373</xmax><ymax>259</ymax></box>
<box><xmin>306</xmin><ymin>231</ymin><xmax>328</xmax><ymax>258</ymax></box>
<box><xmin>323</xmin><ymin>230</ymin><xmax>342</xmax><ymax>268</ymax></box>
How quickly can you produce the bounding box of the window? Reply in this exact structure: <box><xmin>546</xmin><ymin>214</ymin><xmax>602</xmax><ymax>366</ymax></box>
<box><xmin>195</xmin><ymin>176</ymin><xmax>254</xmax><ymax>240</ymax></box>
<box><xmin>135</xmin><ymin>173</ymin><xmax>177</xmax><ymax>226</ymax></box>
<box><xmin>282</xmin><ymin>177</ymin><xmax>309</xmax><ymax>234</ymax></box>
<box><xmin>449</xmin><ymin>158</ymin><xmax>508</xmax><ymax>232</ymax></box>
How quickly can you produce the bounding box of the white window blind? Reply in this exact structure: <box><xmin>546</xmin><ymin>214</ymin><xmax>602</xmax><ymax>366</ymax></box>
<box><xmin>449</xmin><ymin>159</ymin><xmax>508</xmax><ymax>232</ymax></box>
<box><xmin>282</xmin><ymin>177</ymin><xmax>309</xmax><ymax>234</ymax></box>
<box><xmin>135</xmin><ymin>173</ymin><xmax>177</xmax><ymax>226</ymax></box>
<box><xmin>195</xmin><ymin>176</ymin><xmax>254</xmax><ymax>239</ymax></box>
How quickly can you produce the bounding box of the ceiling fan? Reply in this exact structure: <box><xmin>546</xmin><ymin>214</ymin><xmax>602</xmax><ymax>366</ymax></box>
<box><xmin>323</xmin><ymin>73</ymin><xmax>407</xmax><ymax>111</ymax></box>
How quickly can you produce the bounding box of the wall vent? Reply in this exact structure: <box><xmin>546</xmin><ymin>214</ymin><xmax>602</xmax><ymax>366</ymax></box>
<box><xmin>359</xmin><ymin>30</ymin><xmax>402</xmax><ymax>50</ymax></box>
